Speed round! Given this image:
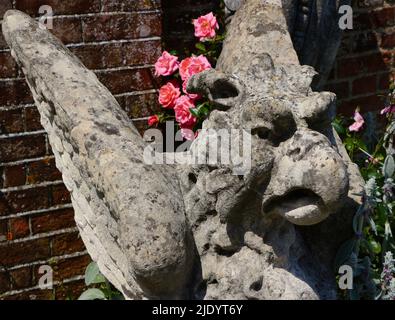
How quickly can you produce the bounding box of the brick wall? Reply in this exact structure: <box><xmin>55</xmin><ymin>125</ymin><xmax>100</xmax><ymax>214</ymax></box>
<box><xmin>325</xmin><ymin>0</ymin><xmax>395</xmax><ymax>115</ymax></box>
<box><xmin>0</xmin><ymin>0</ymin><xmax>161</xmax><ymax>299</ymax></box>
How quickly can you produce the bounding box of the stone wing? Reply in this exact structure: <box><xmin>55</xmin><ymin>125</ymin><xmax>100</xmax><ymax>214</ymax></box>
<box><xmin>2</xmin><ymin>10</ymin><xmax>192</xmax><ymax>299</ymax></box>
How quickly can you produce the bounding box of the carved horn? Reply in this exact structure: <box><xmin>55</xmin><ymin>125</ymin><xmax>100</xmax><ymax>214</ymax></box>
<box><xmin>2</xmin><ymin>10</ymin><xmax>192</xmax><ymax>299</ymax></box>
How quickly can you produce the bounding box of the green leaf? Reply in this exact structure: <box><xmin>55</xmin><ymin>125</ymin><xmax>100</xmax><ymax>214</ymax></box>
<box><xmin>85</xmin><ymin>262</ymin><xmax>106</xmax><ymax>286</ymax></box>
<box><xmin>383</xmin><ymin>155</ymin><xmax>395</xmax><ymax>178</ymax></box>
<box><xmin>197</xmin><ymin>103</ymin><xmax>210</xmax><ymax>118</ymax></box>
<box><xmin>344</xmin><ymin>137</ymin><xmax>357</xmax><ymax>153</ymax></box>
<box><xmin>199</xmin><ymin>106</ymin><xmax>210</xmax><ymax>117</ymax></box>
<box><xmin>385</xmin><ymin>220</ymin><xmax>393</xmax><ymax>239</ymax></box>
<box><xmin>369</xmin><ymin>240</ymin><xmax>381</xmax><ymax>254</ymax></box>
<box><xmin>195</xmin><ymin>43</ymin><xmax>206</xmax><ymax>52</ymax></box>
<box><xmin>78</xmin><ymin>288</ymin><xmax>106</xmax><ymax>300</ymax></box>
<box><xmin>189</xmin><ymin>108</ymin><xmax>200</xmax><ymax>117</ymax></box>
<box><xmin>334</xmin><ymin>239</ymin><xmax>356</xmax><ymax>271</ymax></box>
<box><xmin>384</xmin><ymin>122</ymin><xmax>395</xmax><ymax>142</ymax></box>
<box><xmin>332</xmin><ymin>121</ymin><xmax>346</xmax><ymax>136</ymax></box>
<box><xmin>367</xmin><ymin>216</ymin><xmax>377</xmax><ymax>236</ymax></box>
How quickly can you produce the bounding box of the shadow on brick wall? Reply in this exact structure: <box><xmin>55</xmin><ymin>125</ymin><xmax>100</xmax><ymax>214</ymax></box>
<box><xmin>324</xmin><ymin>1</ymin><xmax>395</xmax><ymax>116</ymax></box>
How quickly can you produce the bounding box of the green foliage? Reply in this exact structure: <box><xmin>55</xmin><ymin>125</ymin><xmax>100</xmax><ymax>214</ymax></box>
<box><xmin>194</xmin><ymin>34</ymin><xmax>225</xmax><ymax>63</ymax></box>
<box><xmin>85</xmin><ymin>261</ymin><xmax>106</xmax><ymax>285</ymax></box>
<box><xmin>78</xmin><ymin>288</ymin><xmax>106</xmax><ymax>301</ymax></box>
<box><xmin>333</xmin><ymin>91</ymin><xmax>395</xmax><ymax>299</ymax></box>
<box><xmin>78</xmin><ymin>262</ymin><xmax>124</xmax><ymax>300</ymax></box>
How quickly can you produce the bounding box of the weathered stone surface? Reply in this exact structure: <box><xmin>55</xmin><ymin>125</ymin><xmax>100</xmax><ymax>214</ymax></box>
<box><xmin>185</xmin><ymin>0</ymin><xmax>363</xmax><ymax>299</ymax></box>
<box><xmin>225</xmin><ymin>0</ymin><xmax>352</xmax><ymax>89</ymax></box>
<box><xmin>3</xmin><ymin>0</ymin><xmax>364</xmax><ymax>300</ymax></box>
<box><xmin>2</xmin><ymin>10</ymin><xmax>192</xmax><ymax>299</ymax></box>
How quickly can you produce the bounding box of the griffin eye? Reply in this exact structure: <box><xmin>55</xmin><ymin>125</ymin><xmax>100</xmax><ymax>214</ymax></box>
<box><xmin>251</xmin><ymin>127</ymin><xmax>271</xmax><ymax>140</ymax></box>
<box><xmin>208</xmin><ymin>78</ymin><xmax>242</xmax><ymax>111</ymax></box>
<box><xmin>210</xmin><ymin>79</ymin><xmax>240</xmax><ymax>100</ymax></box>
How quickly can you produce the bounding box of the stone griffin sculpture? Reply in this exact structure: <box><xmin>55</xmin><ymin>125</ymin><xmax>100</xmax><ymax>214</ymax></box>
<box><xmin>2</xmin><ymin>0</ymin><xmax>362</xmax><ymax>300</ymax></box>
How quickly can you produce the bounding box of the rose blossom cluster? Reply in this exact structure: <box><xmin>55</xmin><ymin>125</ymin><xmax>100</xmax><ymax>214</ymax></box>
<box><xmin>149</xmin><ymin>12</ymin><xmax>219</xmax><ymax>140</ymax></box>
<box><xmin>152</xmin><ymin>52</ymin><xmax>211</xmax><ymax>139</ymax></box>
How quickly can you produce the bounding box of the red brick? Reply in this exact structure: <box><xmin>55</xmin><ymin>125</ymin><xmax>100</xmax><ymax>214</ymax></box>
<box><xmin>338</xmin><ymin>94</ymin><xmax>386</xmax><ymax>115</ymax></box>
<box><xmin>71</xmin><ymin>40</ymin><xmax>161</xmax><ymax>70</ymax></box>
<box><xmin>2</xmin><ymin>288</ymin><xmax>54</xmax><ymax>300</ymax></box>
<box><xmin>9</xmin><ymin>217</ymin><xmax>30</xmax><ymax>239</ymax></box>
<box><xmin>0</xmin><ymin>271</ymin><xmax>10</xmax><ymax>294</ymax></box>
<box><xmin>51</xmin><ymin>232</ymin><xmax>85</xmax><ymax>256</ymax></box>
<box><xmin>51</xmin><ymin>17</ymin><xmax>82</xmax><ymax>44</ymax></box>
<box><xmin>352</xmin><ymin>75</ymin><xmax>377</xmax><ymax>95</ymax></box>
<box><xmin>353</xmin><ymin>12</ymin><xmax>373</xmax><ymax>31</ymax></box>
<box><xmin>25</xmin><ymin>106</ymin><xmax>43</xmax><ymax>131</ymax></box>
<box><xmin>51</xmin><ymin>184</ymin><xmax>71</xmax><ymax>206</ymax></box>
<box><xmin>0</xmin><ymin>237</ymin><xmax>50</xmax><ymax>267</ymax></box>
<box><xmin>3</xmin><ymin>164</ymin><xmax>26</xmax><ymax>187</ymax></box>
<box><xmin>357</xmin><ymin>0</ymin><xmax>384</xmax><ymax>8</ymax></box>
<box><xmin>0</xmin><ymin>80</ymin><xmax>33</xmax><ymax>106</ymax></box>
<box><xmin>31</xmin><ymin>208</ymin><xmax>75</xmax><ymax>234</ymax></box>
<box><xmin>49</xmin><ymin>254</ymin><xmax>90</xmax><ymax>282</ymax></box>
<box><xmin>122</xmin><ymin>40</ymin><xmax>162</xmax><ymax>65</ymax></box>
<box><xmin>353</xmin><ymin>32</ymin><xmax>378</xmax><ymax>52</ymax></box>
<box><xmin>381</xmin><ymin>33</ymin><xmax>395</xmax><ymax>49</ymax></box>
<box><xmin>123</xmin><ymin>93</ymin><xmax>160</xmax><ymax>118</ymax></box>
<box><xmin>337</xmin><ymin>53</ymin><xmax>387</xmax><ymax>78</ymax></box>
<box><xmin>0</xmin><ymin>186</ymin><xmax>50</xmax><ymax>215</ymax></box>
<box><xmin>338</xmin><ymin>33</ymin><xmax>379</xmax><ymax>57</ymax></box>
<box><xmin>131</xmin><ymin>120</ymin><xmax>150</xmax><ymax>136</ymax></box>
<box><xmin>371</xmin><ymin>7</ymin><xmax>395</xmax><ymax>28</ymax></box>
<box><xmin>0</xmin><ymin>108</ymin><xmax>24</xmax><ymax>134</ymax></box>
<box><xmin>9</xmin><ymin>266</ymin><xmax>32</xmax><ymax>290</ymax></box>
<box><xmin>379</xmin><ymin>72</ymin><xmax>390</xmax><ymax>90</ymax></box>
<box><xmin>0</xmin><ymin>220</ymin><xmax>7</xmax><ymax>241</ymax></box>
<box><xmin>0</xmin><ymin>133</ymin><xmax>47</xmax><ymax>163</ymax></box>
<box><xmin>71</xmin><ymin>43</ymin><xmax>123</xmax><ymax>70</ymax></box>
<box><xmin>54</xmin><ymin>279</ymin><xmax>86</xmax><ymax>300</ymax></box>
<box><xmin>82</xmin><ymin>13</ymin><xmax>162</xmax><ymax>42</ymax></box>
<box><xmin>0</xmin><ymin>52</ymin><xmax>18</xmax><ymax>78</ymax></box>
<box><xmin>97</xmin><ymin>68</ymin><xmax>157</xmax><ymax>94</ymax></box>
<box><xmin>324</xmin><ymin>81</ymin><xmax>350</xmax><ymax>100</ymax></box>
<box><xmin>26</xmin><ymin>158</ymin><xmax>61</xmax><ymax>185</ymax></box>
<box><xmin>15</xmin><ymin>0</ymin><xmax>101</xmax><ymax>15</ymax></box>
<box><xmin>102</xmin><ymin>0</ymin><xmax>161</xmax><ymax>11</ymax></box>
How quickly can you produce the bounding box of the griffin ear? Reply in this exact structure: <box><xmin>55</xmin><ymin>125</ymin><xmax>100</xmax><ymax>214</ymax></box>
<box><xmin>297</xmin><ymin>91</ymin><xmax>337</xmax><ymax>130</ymax></box>
<box><xmin>187</xmin><ymin>69</ymin><xmax>244</xmax><ymax>110</ymax></box>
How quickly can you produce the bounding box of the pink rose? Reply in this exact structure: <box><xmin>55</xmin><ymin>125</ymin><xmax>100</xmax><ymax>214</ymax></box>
<box><xmin>174</xmin><ymin>96</ymin><xmax>197</xmax><ymax>127</ymax></box>
<box><xmin>179</xmin><ymin>55</ymin><xmax>212</xmax><ymax>81</ymax></box>
<box><xmin>154</xmin><ymin>51</ymin><xmax>179</xmax><ymax>77</ymax></box>
<box><xmin>380</xmin><ymin>105</ymin><xmax>395</xmax><ymax>115</ymax></box>
<box><xmin>349</xmin><ymin>111</ymin><xmax>364</xmax><ymax>132</ymax></box>
<box><xmin>148</xmin><ymin>115</ymin><xmax>159</xmax><ymax>127</ymax></box>
<box><xmin>159</xmin><ymin>81</ymin><xmax>181</xmax><ymax>108</ymax></box>
<box><xmin>180</xmin><ymin>127</ymin><xmax>195</xmax><ymax>141</ymax></box>
<box><xmin>183</xmin><ymin>79</ymin><xmax>200</xmax><ymax>101</ymax></box>
<box><xmin>193</xmin><ymin>12</ymin><xmax>219</xmax><ymax>41</ymax></box>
